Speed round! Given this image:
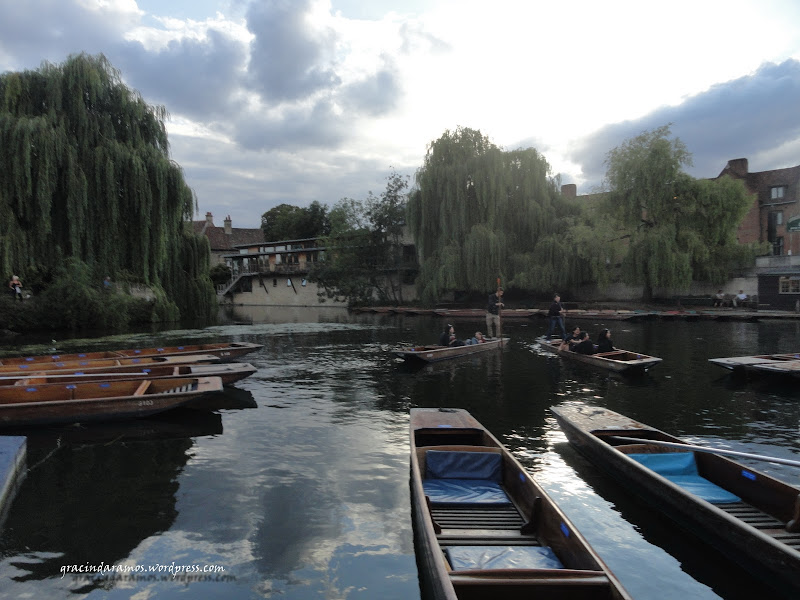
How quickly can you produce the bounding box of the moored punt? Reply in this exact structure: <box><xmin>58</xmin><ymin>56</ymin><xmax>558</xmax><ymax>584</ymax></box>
<box><xmin>0</xmin><ymin>341</ymin><xmax>263</xmax><ymax>366</ymax></box>
<box><xmin>550</xmin><ymin>404</ymin><xmax>800</xmax><ymax>596</ymax></box>
<box><xmin>0</xmin><ymin>354</ymin><xmax>221</xmax><ymax>376</ymax></box>
<box><xmin>410</xmin><ymin>408</ymin><xmax>631</xmax><ymax>600</ymax></box>
<box><xmin>394</xmin><ymin>337</ymin><xmax>509</xmax><ymax>363</ymax></box>
<box><xmin>537</xmin><ymin>338</ymin><xmax>661</xmax><ymax>374</ymax></box>
<box><xmin>0</xmin><ymin>362</ymin><xmax>257</xmax><ymax>387</ymax></box>
<box><xmin>708</xmin><ymin>353</ymin><xmax>800</xmax><ymax>375</ymax></box>
<box><xmin>0</xmin><ymin>376</ymin><xmax>224</xmax><ymax>428</ymax></box>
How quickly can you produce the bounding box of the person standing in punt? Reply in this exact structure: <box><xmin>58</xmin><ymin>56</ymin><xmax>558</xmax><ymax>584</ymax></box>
<box><xmin>546</xmin><ymin>293</ymin><xmax>567</xmax><ymax>340</ymax></box>
<box><xmin>486</xmin><ymin>287</ymin><xmax>504</xmax><ymax>339</ymax></box>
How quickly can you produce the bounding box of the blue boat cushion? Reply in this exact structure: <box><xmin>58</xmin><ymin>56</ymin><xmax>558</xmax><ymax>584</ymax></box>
<box><xmin>423</xmin><ymin>479</ymin><xmax>510</xmax><ymax>505</ymax></box>
<box><xmin>423</xmin><ymin>450</ymin><xmax>508</xmax><ymax>505</ymax></box>
<box><xmin>627</xmin><ymin>452</ymin><xmax>741</xmax><ymax>504</ymax></box>
<box><xmin>445</xmin><ymin>545</ymin><xmax>564</xmax><ymax>571</ymax></box>
<box><xmin>425</xmin><ymin>450</ymin><xmax>502</xmax><ymax>482</ymax></box>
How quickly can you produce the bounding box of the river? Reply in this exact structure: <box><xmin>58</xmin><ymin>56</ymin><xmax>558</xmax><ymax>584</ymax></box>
<box><xmin>0</xmin><ymin>306</ymin><xmax>798</xmax><ymax>599</ymax></box>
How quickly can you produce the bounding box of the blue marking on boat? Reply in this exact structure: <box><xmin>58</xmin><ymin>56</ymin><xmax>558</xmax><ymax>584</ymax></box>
<box><xmin>742</xmin><ymin>470</ymin><xmax>756</xmax><ymax>481</ymax></box>
<box><xmin>560</xmin><ymin>522</ymin><xmax>570</xmax><ymax>537</ymax></box>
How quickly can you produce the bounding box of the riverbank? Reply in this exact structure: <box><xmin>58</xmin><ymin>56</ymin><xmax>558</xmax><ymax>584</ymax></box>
<box><xmin>353</xmin><ymin>304</ymin><xmax>800</xmax><ymax>322</ymax></box>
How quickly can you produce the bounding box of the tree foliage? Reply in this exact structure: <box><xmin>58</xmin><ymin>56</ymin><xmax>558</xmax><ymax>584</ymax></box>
<box><xmin>407</xmin><ymin>127</ymin><xmax>594</xmax><ymax>304</ymax></box>
<box><xmin>605</xmin><ymin>125</ymin><xmax>759</xmax><ymax>299</ymax></box>
<box><xmin>0</xmin><ymin>53</ymin><xmax>215</xmax><ymax>324</ymax></box>
<box><xmin>261</xmin><ymin>200</ymin><xmax>330</xmax><ymax>241</ymax></box>
<box><xmin>311</xmin><ymin>170</ymin><xmax>412</xmax><ymax>305</ymax></box>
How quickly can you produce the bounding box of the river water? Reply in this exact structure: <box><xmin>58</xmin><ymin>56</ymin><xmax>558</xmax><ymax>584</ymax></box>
<box><xmin>0</xmin><ymin>307</ymin><xmax>798</xmax><ymax>599</ymax></box>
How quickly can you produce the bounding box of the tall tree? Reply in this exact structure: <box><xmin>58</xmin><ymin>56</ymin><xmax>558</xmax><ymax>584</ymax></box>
<box><xmin>261</xmin><ymin>200</ymin><xmax>330</xmax><ymax>241</ymax></box>
<box><xmin>408</xmin><ymin>127</ymin><xmax>588</xmax><ymax>304</ymax></box>
<box><xmin>605</xmin><ymin>125</ymin><xmax>758</xmax><ymax>300</ymax></box>
<box><xmin>311</xmin><ymin>171</ymin><xmax>412</xmax><ymax>305</ymax></box>
<box><xmin>0</xmin><ymin>53</ymin><xmax>215</xmax><ymax>320</ymax></box>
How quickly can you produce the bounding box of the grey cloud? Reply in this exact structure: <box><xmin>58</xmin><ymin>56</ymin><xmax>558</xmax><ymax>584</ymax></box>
<box><xmin>115</xmin><ymin>29</ymin><xmax>248</xmax><ymax>119</ymax></box>
<box><xmin>570</xmin><ymin>59</ymin><xmax>800</xmax><ymax>192</ymax></box>
<box><xmin>0</xmin><ymin>0</ymin><xmax>132</xmax><ymax>71</ymax></box>
<box><xmin>246</xmin><ymin>0</ymin><xmax>341</xmax><ymax>102</ymax></box>
<box><xmin>233</xmin><ymin>99</ymin><xmax>349</xmax><ymax>151</ymax></box>
<box><xmin>339</xmin><ymin>63</ymin><xmax>402</xmax><ymax>116</ymax></box>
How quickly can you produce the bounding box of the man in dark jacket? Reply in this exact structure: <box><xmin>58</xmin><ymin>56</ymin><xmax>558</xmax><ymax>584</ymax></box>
<box><xmin>572</xmin><ymin>331</ymin><xmax>596</xmax><ymax>355</ymax></box>
<box><xmin>546</xmin><ymin>293</ymin><xmax>567</xmax><ymax>340</ymax></box>
<box><xmin>486</xmin><ymin>287</ymin><xmax>504</xmax><ymax>338</ymax></box>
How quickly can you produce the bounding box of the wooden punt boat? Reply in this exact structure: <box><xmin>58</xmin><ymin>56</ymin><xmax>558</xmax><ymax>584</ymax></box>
<box><xmin>0</xmin><ymin>362</ymin><xmax>257</xmax><ymax>387</ymax></box>
<box><xmin>410</xmin><ymin>407</ymin><xmax>631</xmax><ymax>600</ymax></box>
<box><xmin>537</xmin><ymin>337</ymin><xmax>661</xmax><ymax>374</ymax></box>
<box><xmin>708</xmin><ymin>353</ymin><xmax>800</xmax><ymax>375</ymax></box>
<box><xmin>550</xmin><ymin>404</ymin><xmax>800</xmax><ymax>595</ymax></box>
<box><xmin>394</xmin><ymin>338</ymin><xmax>509</xmax><ymax>363</ymax></box>
<box><xmin>0</xmin><ymin>376</ymin><xmax>224</xmax><ymax>428</ymax></box>
<box><xmin>0</xmin><ymin>341</ymin><xmax>263</xmax><ymax>366</ymax></box>
<box><xmin>0</xmin><ymin>354</ymin><xmax>221</xmax><ymax>376</ymax></box>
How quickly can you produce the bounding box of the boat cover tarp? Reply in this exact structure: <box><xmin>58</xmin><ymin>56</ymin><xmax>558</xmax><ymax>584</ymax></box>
<box><xmin>628</xmin><ymin>452</ymin><xmax>741</xmax><ymax>503</ymax></box>
<box><xmin>423</xmin><ymin>450</ymin><xmax>509</xmax><ymax>505</ymax></box>
<box><xmin>445</xmin><ymin>545</ymin><xmax>564</xmax><ymax>571</ymax></box>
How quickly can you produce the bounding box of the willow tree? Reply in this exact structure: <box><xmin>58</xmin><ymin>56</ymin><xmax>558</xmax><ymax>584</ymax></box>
<box><xmin>408</xmin><ymin>127</ymin><xmax>590</xmax><ymax>304</ymax></box>
<box><xmin>0</xmin><ymin>53</ymin><xmax>215</xmax><ymax>320</ymax></box>
<box><xmin>605</xmin><ymin>125</ymin><xmax>758</xmax><ymax>301</ymax></box>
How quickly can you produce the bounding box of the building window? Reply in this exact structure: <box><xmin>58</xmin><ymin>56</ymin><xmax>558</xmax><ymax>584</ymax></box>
<box><xmin>771</xmin><ymin>186</ymin><xmax>786</xmax><ymax>200</ymax></box>
<box><xmin>772</xmin><ymin>237</ymin><xmax>784</xmax><ymax>256</ymax></box>
<box><xmin>779</xmin><ymin>276</ymin><xmax>800</xmax><ymax>294</ymax></box>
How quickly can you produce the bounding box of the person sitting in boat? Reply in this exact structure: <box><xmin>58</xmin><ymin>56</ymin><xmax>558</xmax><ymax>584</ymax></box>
<box><xmin>439</xmin><ymin>324</ymin><xmax>465</xmax><ymax>347</ymax></box>
<box><xmin>572</xmin><ymin>331</ymin><xmax>597</xmax><ymax>355</ymax></box>
<box><xmin>558</xmin><ymin>325</ymin><xmax>582</xmax><ymax>350</ymax></box>
<box><xmin>466</xmin><ymin>331</ymin><xmax>487</xmax><ymax>345</ymax></box>
<box><xmin>596</xmin><ymin>328</ymin><xmax>615</xmax><ymax>353</ymax></box>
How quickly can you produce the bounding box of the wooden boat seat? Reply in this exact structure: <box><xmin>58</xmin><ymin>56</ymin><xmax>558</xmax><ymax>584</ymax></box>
<box><xmin>133</xmin><ymin>380</ymin><xmax>151</xmax><ymax>396</ymax></box>
<box><xmin>627</xmin><ymin>452</ymin><xmax>741</xmax><ymax>503</ymax></box>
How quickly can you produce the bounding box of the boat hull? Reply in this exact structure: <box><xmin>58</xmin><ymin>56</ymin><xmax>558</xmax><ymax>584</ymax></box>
<box><xmin>0</xmin><ymin>341</ymin><xmax>263</xmax><ymax>366</ymax></box>
<box><xmin>395</xmin><ymin>338</ymin><xmax>509</xmax><ymax>363</ymax></box>
<box><xmin>537</xmin><ymin>338</ymin><xmax>661</xmax><ymax>374</ymax></box>
<box><xmin>0</xmin><ymin>377</ymin><xmax>224</xmax><ymax>428</ymax></box>
<box><xmin>550</xmin><ymin>404</ymin><xmax>800</xmax><ymax>595</ymax></box>
<box><xmin>0</xmin><ymin>362</ymin><xmax>257</xmax><ymax>387</ymax></box>
<box><xmin>410</xmin><ymin>407</ymin><xmax>630</xmax><ymax>600</ymax></box>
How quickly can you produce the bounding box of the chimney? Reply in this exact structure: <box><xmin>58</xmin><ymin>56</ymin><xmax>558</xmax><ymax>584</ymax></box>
<box><xmin>205</xmin><ymin>212</ymin><xmax>214</xmax><ymax>226</ymax></box>
<box><xmin>725</xmin><ymin>158</ymin><xmax>749</xmax><ymax>178</ymax></box>
<box><xmin>224</xmin><ymin>215</ymin><xmax>232</xmax><ymax>235</ymax></box>
<box><xmin>561</xmin><ymin>184</ymin><xmax>577</xmax><ymax>199</ymax></box>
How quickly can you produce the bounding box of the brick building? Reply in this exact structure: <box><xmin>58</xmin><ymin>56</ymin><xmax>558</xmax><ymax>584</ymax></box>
<box><xmin>191</xmin><ymin>212</ymin><xmax>264</xmax><ymax>265</ymax></box>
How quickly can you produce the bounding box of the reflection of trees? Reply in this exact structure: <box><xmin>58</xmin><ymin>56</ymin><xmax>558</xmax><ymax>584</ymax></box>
<box><xmin>0</xmin><ymin>421</ymin><xmax>206</xmax><ymax>588</ymax></box>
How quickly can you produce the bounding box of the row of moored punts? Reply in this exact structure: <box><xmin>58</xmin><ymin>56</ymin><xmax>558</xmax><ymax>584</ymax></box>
<box><xmin>412</xmin><ymin>406</ymin><xmax>800</xmax><ymax>599</ymax></box>
<box><xmin>0</xmin><ymin>341</ymin><xmax>262</xmax><ymax>428</ymax></box>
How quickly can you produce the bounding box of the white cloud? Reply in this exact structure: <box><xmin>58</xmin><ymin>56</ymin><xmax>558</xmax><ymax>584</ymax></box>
<box><xmin>1</xmin><ymin>0</ymin><xmax>799</xmax><ymax>227</ymax></box>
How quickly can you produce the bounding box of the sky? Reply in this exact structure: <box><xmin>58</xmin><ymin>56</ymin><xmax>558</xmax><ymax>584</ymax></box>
<box><xmin>2</xmin><ymin>0</ymin><xmax>800</xmax><ymax>228</ymax></box>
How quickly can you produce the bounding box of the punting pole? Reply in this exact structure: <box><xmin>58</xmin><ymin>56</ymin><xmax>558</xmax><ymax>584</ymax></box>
<box><xmin>497</xmin><ymin>276</ymin><xmax>503</xmax><ymax>348</ymax></box>
<box><xmin>609</xmin><ymin>436</ymin><xmax>800</xmax><ymax>469</ymax></box>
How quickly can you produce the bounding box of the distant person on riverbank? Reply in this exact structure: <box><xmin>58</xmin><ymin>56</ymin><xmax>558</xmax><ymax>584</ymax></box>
<box><xmin>713</xmin><ymin>290</ymin><xmax>725</xmax><ymax>307</ymax></box>
<box><xmin>733</xmin><ymin>290</ymin><xmax>748</xmax><ymax>307</ymax></box>
<box><xmin>486</xmin><ymin>287</ymin><xmax>504</xmax><ymax>338</ymax></box>
<box><xmin>596</xmin><ymin>328</ymin><xmax>615</xmax><ymax>353</ymax></box>
<box><xmin>572</xmin><ymin>331</ymin><xmax>597</xmax><ymax>355</ymax></box>
<box><xmin>103</xmin><ymin>275</ymin><xmax>112</xmax><ymax>290</ymax></box>
<box><xmin>8</xmin><ymin>275</ymin><xmax>22</xmax><ymax>302</ymax></box>
<box><xmin>547</xmin><ymin>293</ymin><xmax>567</xmax><ymax>340</ymax></box>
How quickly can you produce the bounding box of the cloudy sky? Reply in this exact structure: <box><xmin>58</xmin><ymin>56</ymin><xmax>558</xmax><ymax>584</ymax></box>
<box><xmin>2</xmin><ymin>0</ymin><xmax>800</xmax><ymax>228</ymax></box>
